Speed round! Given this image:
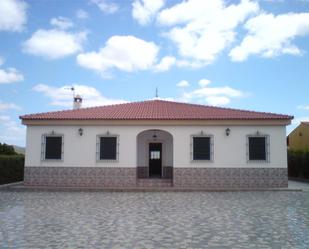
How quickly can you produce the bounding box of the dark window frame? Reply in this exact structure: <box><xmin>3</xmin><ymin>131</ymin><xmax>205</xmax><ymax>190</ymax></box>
<box><xmin>41</xmin><ymin>133</ymin><xmax>64</xmax><ymax>161</ymax></box>
<box><xmin>191</xmin><ymin>134</ymin><xmax>214</xmax><ymax>162</ymax></box>
<box><xmin>247</xmin><ymin>134</ymin><xmax>269</xmax><ymax>163</ymax></box>
<box><xmin>96</xmin><ymin>134</ymin><xmax>119</xmax><ymax>162</ymax></box>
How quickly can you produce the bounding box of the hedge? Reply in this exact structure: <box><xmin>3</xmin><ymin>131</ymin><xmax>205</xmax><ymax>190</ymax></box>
<box><xmin>0</xmin><ymin>155</ymin><xmax>24</xmax><ymax>185</ymax></box>
<box><xmin>288</xmin><ymin>150</ymin><xmax>309</xmax><ymax>179</ymax></box>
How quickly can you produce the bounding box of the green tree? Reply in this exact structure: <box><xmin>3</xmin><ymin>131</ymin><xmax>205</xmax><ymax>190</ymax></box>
<box><xmin>0</xmin><ymin>143</ymin><xmax>17</xmax><ymax>155</ymax></box>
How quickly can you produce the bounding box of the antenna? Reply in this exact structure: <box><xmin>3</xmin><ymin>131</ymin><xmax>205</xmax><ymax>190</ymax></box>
<box><xmin>70</xmin><ymin>86</ymin><xmax>75</xmax><ymax>98</ymax></box>
<box><xmin>64</xmin><ymin>86</ymin><xmax>75</xmax><ymax>98</ymax></box>
<box><xmin>155</xmin><ymin>87</ymin><xmax>159</xmax><ymax>98</ymax></box>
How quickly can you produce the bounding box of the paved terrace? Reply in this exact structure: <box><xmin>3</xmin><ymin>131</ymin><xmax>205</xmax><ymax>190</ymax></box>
<box><xmin>0</xmin><ymin>181</ymin><xmax>309</xmax><ymax>248</ymax></box>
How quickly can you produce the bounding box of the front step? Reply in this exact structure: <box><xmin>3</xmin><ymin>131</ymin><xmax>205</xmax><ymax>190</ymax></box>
<box><xmin>137</xmin><ymin>178</ymin><xmax>173</xmax><ymax>188</ymax></box>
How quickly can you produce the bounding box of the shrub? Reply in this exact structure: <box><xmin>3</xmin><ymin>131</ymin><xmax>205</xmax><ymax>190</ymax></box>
<box><xmin>288</xmin><ymin>150</ymin><xmax>309</xmax><ymax>179</ymax></box>
<box><xmin>0</xmin><ymin>155</ymin><xmax>24</xmax><ymax>185</ymax></box>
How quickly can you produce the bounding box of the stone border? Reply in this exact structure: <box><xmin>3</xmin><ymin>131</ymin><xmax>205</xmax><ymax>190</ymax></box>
<box><xmin>24</xmin><ymin>166</ymin><xmax>288</xmax><ymax>189</ymax></box>
<box><xmin>174</xmin><ymin>168</ymin><xmax>288</xmax><ymax>189</ymax></box>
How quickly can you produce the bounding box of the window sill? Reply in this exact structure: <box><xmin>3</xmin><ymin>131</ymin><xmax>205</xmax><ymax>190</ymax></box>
<box><xmin>191</xmin><ymin>160</ymin><xmax>213</xmax><ymax>163</ymax></box>
<box><xmin>247</xmin><ymin>160</ymin><xmax>269</xmax><ymax>163</ymax></box>
<box><xmin>96</xmin><ymin>159</ymin><xmax>119</xmax><ymax>163</ymax></box>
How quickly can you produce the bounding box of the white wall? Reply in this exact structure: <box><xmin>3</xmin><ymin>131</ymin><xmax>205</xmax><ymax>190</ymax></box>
<box><xmin>25</xmin><ymin>125</ymin><xmax>287</xmax><ymax>168</ymax></box>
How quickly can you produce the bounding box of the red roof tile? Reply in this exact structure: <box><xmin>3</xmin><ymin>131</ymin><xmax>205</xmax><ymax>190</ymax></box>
<box><xmin>20</xmin><ymin>100</ymin><xmax>293</xmax><ymax>121</ymax></box>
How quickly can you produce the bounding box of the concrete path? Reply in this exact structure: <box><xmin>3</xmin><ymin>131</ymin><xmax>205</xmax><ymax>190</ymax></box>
<box><xmin>289</xmin><ymin>180</ymin><xmax>309</xmax><ymax>192</ymax></box>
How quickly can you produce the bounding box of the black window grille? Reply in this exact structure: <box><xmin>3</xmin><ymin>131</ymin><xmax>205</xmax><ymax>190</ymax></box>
<box><xmin>100</xmin><ymin>137</ymin><xmax>117</xmax><ymax>160</ymax></box>
<box><xmin>45</xmin><ymin>136</ymin><xmax>62</xmax><ymax>159</ymax></box>
<box><xmin>193</xmin><ymin>137</ymin><xmax>211</xmax><ymax>160</ymax></box>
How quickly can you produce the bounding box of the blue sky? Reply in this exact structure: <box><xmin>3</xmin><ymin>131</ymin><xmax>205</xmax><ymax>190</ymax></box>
<box><xmin>1</xmin><ymin>0</ymin><xmax>309</xmax><ymax>146</ymax></box>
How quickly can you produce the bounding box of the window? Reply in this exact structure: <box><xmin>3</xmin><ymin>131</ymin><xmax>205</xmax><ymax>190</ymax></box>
<box><xmin>247</xmin><ymin>135</ymin><xmax>269</xmax><ymax>162</ymax></box>
<box><xmin>150</xmin><ymin>151</ymin><xmax>160</xmax><ymax>159</ymax></box>
<box><xmin>191</xmin><ymin>135</ymin><xmax>213</xmax><ymax>161</ymax></box>
<box><xmin>42</xmin><ymin>134</ymin><xmax>63</xmax><ymax>160</ymax></box>
<box><xmin>97</xmin><ymin>135</ymin><xmax>118</xmax><ymax>161</ymax></box>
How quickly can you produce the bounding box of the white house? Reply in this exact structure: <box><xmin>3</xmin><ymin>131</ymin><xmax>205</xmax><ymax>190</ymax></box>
<box><xmin>20</xmin><ymin>99</ymin><xmax>293</xmax><ymax>189</ymax></box>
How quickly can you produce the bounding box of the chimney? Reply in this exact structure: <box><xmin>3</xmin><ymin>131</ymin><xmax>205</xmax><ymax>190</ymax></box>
<box><xmin>73</xmin><ymin>95</ymin><xmax>82</xmax><ymax>109</ymax></box>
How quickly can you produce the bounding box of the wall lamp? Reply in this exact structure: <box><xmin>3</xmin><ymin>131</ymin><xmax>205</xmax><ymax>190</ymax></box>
<box><xmin>78</xmin><ymin>128</ymin><xmax>83</xmax><ymax>136</ymax></box>
<box><xmin>225</xmin><ymin>128</ymin><xmax>231</xmax><ymax>136</ymax></box>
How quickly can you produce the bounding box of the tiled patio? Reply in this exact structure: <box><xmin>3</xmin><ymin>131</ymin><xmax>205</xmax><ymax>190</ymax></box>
<box><xmin>0</xmin><ymin>183</ymin><xmax>309</xmax><ymax>248</ymax></box>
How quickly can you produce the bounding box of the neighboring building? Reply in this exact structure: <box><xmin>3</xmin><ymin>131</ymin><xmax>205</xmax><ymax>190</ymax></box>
<box><xmin>20</xmin><ymin>99</ymin><xmax>293</xmax><ymax>189</ymax></box>
<box><xmin>287</xmin><ymin>122</ymin><xmax>309</xmax><ymax>151</ymax></box>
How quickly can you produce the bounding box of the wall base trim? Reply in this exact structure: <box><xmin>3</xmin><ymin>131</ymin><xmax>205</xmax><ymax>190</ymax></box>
<box><xmin>174</xmin><ymin>168</ymin><xmax>288</xmax><ymax>188</ymax></box>
<box><xmin>24</xmin><ymin>167</ymin><xmax>288</xmax><ymax>189</ymax></box>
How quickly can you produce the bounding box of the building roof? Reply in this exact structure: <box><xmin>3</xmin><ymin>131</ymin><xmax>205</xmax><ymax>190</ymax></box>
<box><xmin>20</xmin><ymin>99</ymin><xmax>293</xmax><ymax>121</ymax></box>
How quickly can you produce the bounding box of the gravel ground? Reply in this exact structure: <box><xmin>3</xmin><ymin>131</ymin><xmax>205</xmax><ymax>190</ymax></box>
<box><xmin>0</xmin><ymin>186</ymin><xmax>309</xmax><ymax>248</ymax></box>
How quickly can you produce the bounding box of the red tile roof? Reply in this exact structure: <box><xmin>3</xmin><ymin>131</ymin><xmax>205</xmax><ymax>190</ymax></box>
<box><xmin>20</xmin><ymin>100</ymin><xmax>293</xmax><ymax>121</ymax></box>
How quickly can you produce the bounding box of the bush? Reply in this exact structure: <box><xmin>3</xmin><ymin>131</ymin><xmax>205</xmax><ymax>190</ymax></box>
<box><xmin>288</xmin><ymin>150</ymin><xmax>309</xmax><ymax>179</ymax></box>
<box><xmin>0</xmin><ymin>155</ymin><xmax>24</xmax><ymax>185</ymax></box>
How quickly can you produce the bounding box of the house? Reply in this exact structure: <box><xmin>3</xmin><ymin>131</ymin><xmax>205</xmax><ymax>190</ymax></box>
<box><xmin>20</xmin><ymin>99</ymin><xmax>293</xmax><ymax>189</ymax></box>
<box><xmin>287</xmin><ymin>122</ymin><xmax>309</xmax><ymax>151</ymax></box>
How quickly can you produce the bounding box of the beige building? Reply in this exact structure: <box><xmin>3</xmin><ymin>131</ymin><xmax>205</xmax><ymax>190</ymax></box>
<box><xmin>288</xmin><ymin>122</ymin><xmax>309</xmax><ymax>151</ymax></box>
<box><xmin>20</xmin><ymin>99</ymin><xmax>293</xmax><ymax>189</ymax></box>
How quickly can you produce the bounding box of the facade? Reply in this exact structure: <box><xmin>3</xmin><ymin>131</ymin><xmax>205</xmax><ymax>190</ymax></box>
<box><xmin>20</xmin><ymin>100</ymin><xmax>293</xmax><ymax>189</ymax></box>
<box><xmin>288</xmin><ymin>122</ymin><xmax>309</xmax><ymax>151</ymax></box>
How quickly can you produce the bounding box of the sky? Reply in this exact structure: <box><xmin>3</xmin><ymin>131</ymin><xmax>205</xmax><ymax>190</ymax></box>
<box><xmin>1</xmin><ymin>0</ymin><xmax>309</xmax><ymax>146</ymax></box>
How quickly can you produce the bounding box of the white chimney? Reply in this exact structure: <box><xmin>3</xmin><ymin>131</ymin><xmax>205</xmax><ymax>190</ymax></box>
<box><xmin>73</xmin><ymin>95</ymin><xmax>82</xmax><ymax>109</ymax></box>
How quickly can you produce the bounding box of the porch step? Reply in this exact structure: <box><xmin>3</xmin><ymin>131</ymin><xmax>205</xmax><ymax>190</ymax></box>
<box><xmin>137</xmin><ymin>179</ymin><xmax>173</xmax><ymax>188</ymax></box>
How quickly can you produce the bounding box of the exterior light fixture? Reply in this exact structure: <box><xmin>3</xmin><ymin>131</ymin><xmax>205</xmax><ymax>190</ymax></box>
<box><xmin>225</xmin><ymin>128</ymin><xmax>230</xmax><ymax>136</ymax></box>
<box><xmin>78</xmin><ymin>128</ymin><xmax>83</xmax><ymax>136</ymax></box>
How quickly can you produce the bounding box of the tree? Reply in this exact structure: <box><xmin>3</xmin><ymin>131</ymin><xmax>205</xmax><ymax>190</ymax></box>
<box><xmin>0</xmin><ymin>143</ymin><xmax>17</xmax><ymax>155</ymax></box>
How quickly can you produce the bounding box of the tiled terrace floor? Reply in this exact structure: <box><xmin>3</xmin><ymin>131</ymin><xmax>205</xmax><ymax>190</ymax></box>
<box><xmin>0</xmin><ymin>183</ymin><xmax>309</xmax><ymax>248</ymax></box>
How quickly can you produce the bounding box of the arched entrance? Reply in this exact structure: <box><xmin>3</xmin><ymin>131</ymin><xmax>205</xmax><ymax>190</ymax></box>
<box><xmin>137</xmin><ymin>129</ymin><xmax>173</xmax><ymax>179</ymax></box>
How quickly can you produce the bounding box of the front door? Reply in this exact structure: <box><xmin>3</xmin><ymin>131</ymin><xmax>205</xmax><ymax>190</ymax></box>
<box><xmin>149</xmin><ymin>143</ymin><xmax>162</xmax><ymax>178</ymax></box>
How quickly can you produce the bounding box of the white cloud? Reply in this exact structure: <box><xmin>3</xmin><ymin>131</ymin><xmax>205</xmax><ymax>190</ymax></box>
<box><xmin>181</xmin><ymin>79</ymin><xmax>244</xmax><ymax>106</ymax></box>
<box><xmin>204</xmin><ymin>96</ymin><xmax>231</xmax><ymax>106</ymax></box>
<box><xmin>198</xmin><ymin>79</ymin><xmax>211</xmax><ymax>87</ymax></box>
<box><xmin>151</xmin><ymin>96</ymin><xmax>175</xmax><ymax>101</ymax></box>
<box><xmin>230</xmin><ymin>12</ymin><xmax>309</xmax><ymax>61</ymax></box>
<box><xmin>50</xmin><ymin>17</ymin><xmax>73</xmax><ymax>30</ymax></box>
<box><xmin>0</xmin><ymin>0</ymin><xmax>27</xmax><ymax>32</ymax></box>
<box><xmin>291</xmin><ymin>116</ymin><xmax>309</xmax><ymax>125</ymax></box>
<box><xmin>0</xmin><ymin>56</ymin><xmax>4</xmax><ymax>66</ymax></box>
<box><xmin>91</xmin><ymin>0</ymin><xmax>119</xmax><ymax>14</ymax></box>
<box><xmin>77</xmin><ymin>35</ymin><xmax>159</xmax><ymax>73</ymax></box>
<box><xmin>157</xmin><ymin>0</ymin><xmax>259</xmax><ymax>64</ymax></box>
<box><xmin>33</xmin><ymin>84</ymin><xmax>127</xmax><ymax>108</ymax></box>
<box><xmin>153</xmin><ymin>56</ymin><xmax>176</xmax><ymax>72</ymax></box>
<box><xmin>22</xmin><ymin>29</ymin><xmax>87</xmax><ymax>59</ymax></box>
<box><xmin>177</xmin><ymin>80</ymin><xmax>190</xmax><ymax>88</ymax></box>
<box><xmin>0</xmin><ymin>115</ymin><xmax>25</xmax><ymax>145</ymax></box>
<box><xmin>132</xmin><ymin>0</ymin><xmax>165</xmax><ymax>25</ymax></box>
<box><xmin>298</xmin><ymin>105</ymin><xmax>309</xmax><ymax>110</ymax></box>
<box><xmin>0</xmin><ymin>68</ymin><xmax>24</xmax><ymax>84</ymax></box>
<box><xmin>0</xmin><ymin>102</ymin><xmax>21</xmax><ymax>111</ymax></box>
<box><xmin>76</xmin><ymin>9</ymin><xmax>89</xmax><ymax>19</ymax></box>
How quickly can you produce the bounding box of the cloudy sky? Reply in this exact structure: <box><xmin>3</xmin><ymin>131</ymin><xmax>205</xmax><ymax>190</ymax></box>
<box><xmin>1</xmin><ymin>0</ymin><xmax>309</xmax><ymax>146</ymax></box>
